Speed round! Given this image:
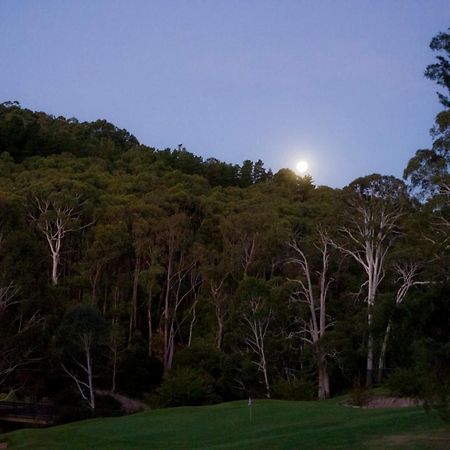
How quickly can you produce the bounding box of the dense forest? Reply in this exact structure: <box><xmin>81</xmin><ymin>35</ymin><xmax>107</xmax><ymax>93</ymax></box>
<box><xmin>0</xmin><ymin>29</ymin><xmax>449</xmax><ymax>420</ymax></box>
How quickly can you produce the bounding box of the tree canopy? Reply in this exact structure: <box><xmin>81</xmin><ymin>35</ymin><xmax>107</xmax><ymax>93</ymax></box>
<box><xmin>0</xmin><ymin>28</ymin><xmax>449</xmax><ymax>420</ymax></box>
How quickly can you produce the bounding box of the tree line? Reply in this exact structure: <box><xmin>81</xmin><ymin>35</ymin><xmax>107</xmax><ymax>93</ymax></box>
<box><xmin>0</xmin><ymin>29</ymin><xmax>449</xmax><ymax>419</ymax></box>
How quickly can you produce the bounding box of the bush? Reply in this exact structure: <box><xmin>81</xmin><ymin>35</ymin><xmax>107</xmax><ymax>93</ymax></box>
<box><xmin>348</xmin><ymin>379</ymin><xmax>371</xmax><ymax>407</ymax></box>
<box><xmin>272</xmin><ymin>377</ymin><xmax>315</xmax><ymax>401</ymax></box>
<box><xmin>95</xmin><ymin>394</ymin><xmax>123</xmax><ymax>417</ymax></box>
<box><xmin>56</xmin><ymin>404</ymin><xmax>92</xmax><ymax>423</ymax></box>
<box><xmin>385</xmin><ymin>368</ymin><xmax>423</xmax><ymax>397</ymax></box>
<box><xmin>173</xmin><ymin>341</ymin><xmax>224</xmax><ymax>379</ymax></box>
<box><xmin>156</xmin><ymin>368</ymin><xmax>220</xmax><ymax>407</ymax></box>
<box><xmin>173</xmin><ymin>342</ymin><xmax>257</xmax><ymax>401</ymax></box>
<box><xmin>118</xmin><ymin>336</ymin><xmax>163</xmax><ymax>397</ymax></box>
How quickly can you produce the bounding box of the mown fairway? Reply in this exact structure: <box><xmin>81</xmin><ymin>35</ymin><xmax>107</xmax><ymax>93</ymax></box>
<box><xmin>3</xmin><ymin>399</ymin><xmax>450</xmax><ymax>450</ymax></box>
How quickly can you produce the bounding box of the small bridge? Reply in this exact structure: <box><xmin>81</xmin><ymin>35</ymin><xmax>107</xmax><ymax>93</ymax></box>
<box><xmin>0</xmin><ymin>401</ymin><xmax>57</xmax><ymax>426</ymax></box>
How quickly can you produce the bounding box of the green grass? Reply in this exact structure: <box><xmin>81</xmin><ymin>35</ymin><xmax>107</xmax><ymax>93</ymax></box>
<box><xmin>2</xmin><ymin>398</ymin><xmax>449</xmax><ymax>449</ymax></box>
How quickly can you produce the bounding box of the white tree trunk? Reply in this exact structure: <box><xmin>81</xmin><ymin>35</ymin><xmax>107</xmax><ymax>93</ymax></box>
<box><xmin>62</xmin><ymin>336</ymin><xmax>96</xmax><ymax>413</ymax></box>
<box><xmin>366</xmin><ymin>305</ymin><xmax>374</xmax><ymax>387</ymax></box>
<box><xmin>329</xmin><ymin>205</ymin><xmax>400</xmax><ymax>387</ymax></box>
<box><xmin>377</xmin><ymin>319</ymin><xmax>392</xmax><ymax>384</ymax></box>
<box><xmin>86</xmin><ymin>346</ymin><xmax>95</xmax><ymax>412</ymax></box>
<box><xmin>129</xmin><ymin>256</ymin><xmax>141</xmax><ymax>342</ymax></box>
<box><xmin>289</xmin><ymin>231</ymin><xmax>332</xmax><ymax>399</ymax></box>
<box><xmin>29</xmin><ymin>197</ymin><xmax>92</xmax><ymax>286</ymax></box>
<box><xmin>147</xmin><ymin>288</ymin><xmax>153</xmax><ymax>357</ymax></box>
<box><xmin>51</xmin><ymin>250</ymin><xmax>59</xmax><ymax>285</ymax></box>
<box><xmin>376</xmin><ymin>263</ymin><xmax>422</xmax><ymax>383</ymax></box>
<box><xmin>318</xmin><ymin>356</ymin><xmax>330</xmax><ymax>400</ymax></box>
<box><xmin>244</xmin><ymin>301</ymin><xmax>272</xmax><ymax>398</ymax></box>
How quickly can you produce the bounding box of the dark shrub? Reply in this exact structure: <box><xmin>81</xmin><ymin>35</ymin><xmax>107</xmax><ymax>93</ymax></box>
<box><xmin>385</xmin><ymin>368</ymin><xmax>423</xmax><ymax>398</ymax></box>
<box><xmin>157</xmin><ymin>367</ymin><xmax>220</xmax><ymax>407</ymax></box>
<box><xmin>118</xmin><ymin>336</ymin><xmax>163</xmax><ymax>397</ymax></box>
<box><xmin>348</xmin><ymin>379</ymin><xmax>372</xmax><ymax>406</ymax></box>
<box><xmin>272</xmin><ymin>377</ymin><xmax>315</xmax><ymax>401</ymax></box>
<box><xmin>95</xmin><ymin>394</ymin><xmax>123</xmax><ymax>417</ymax></box>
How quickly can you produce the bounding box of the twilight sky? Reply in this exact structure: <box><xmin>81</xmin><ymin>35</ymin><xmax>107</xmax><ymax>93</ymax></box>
<box><xmin>1</xmin><ymin>1</ymin><xmax>449</xmax><ymax>187</ymax></box>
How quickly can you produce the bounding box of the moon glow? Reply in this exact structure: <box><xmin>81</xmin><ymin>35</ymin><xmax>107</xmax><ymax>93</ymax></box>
<box><xmin>296</xmin><ymin>160</ymin><xmax>309</xmax><ymax>174</ymax></box>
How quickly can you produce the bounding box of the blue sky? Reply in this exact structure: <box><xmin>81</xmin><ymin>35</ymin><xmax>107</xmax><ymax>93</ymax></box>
<box><xmin>1</xmin><ymin>1</ymin><xmax>449</xmax><ymax>186</ymax></box>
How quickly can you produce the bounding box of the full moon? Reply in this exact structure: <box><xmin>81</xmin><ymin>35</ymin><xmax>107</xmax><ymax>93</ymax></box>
<box><xmin>296</xmin><ymin>160</ymin><xmax>309</xmax><ymax>174</ymax></box>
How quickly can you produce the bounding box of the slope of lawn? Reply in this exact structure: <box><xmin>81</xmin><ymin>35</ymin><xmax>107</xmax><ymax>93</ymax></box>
<box><xmin>2</xmin><ymin>398</ymin><xmax>449</xmax><ymax>450</ymax></box>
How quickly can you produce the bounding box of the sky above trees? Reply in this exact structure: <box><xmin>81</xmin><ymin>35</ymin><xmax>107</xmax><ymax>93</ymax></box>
<box><xmin>1</xmin><ymin>0</ymin><xmax>449</xmax><ymax>187</ymax></box>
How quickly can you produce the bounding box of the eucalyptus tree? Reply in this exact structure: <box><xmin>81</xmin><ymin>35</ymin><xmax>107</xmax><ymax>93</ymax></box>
<box><xmin>404</xmin><ymin>29</ymin><xmax>450</xmax><ymax>200</ymax></box>
<box><xmin>288</xmin><ymin>228</ymin><xmax>333</xmax><ymax>399</ymax></box>
<box><xmin>376</xmin><ymin>263</ymin><xmax>427</xmax><ymax>383</ymax></box>
<box><xmin>83</xmin><ymin>215</ymin><xmax>130</xmax><ymax>308</ymax></box>
<box><xmin>219</xmin><ymin>201</ymin><xmax>289</xmax><ymax>279</ymax></box>
<box><xmin>23</xmin><ymin>169</ymin><xmax>96</xmax><ymax>286</ymax></box>
<box><xmin>425</xmin><ymin>28</ymin><xmax>450</xmax><ymax>109</ymax></box>
<box><xmin>202</xmin><ymin>188</ymin><xmax>290</xmax><ymax>349</ymax></box>
<box><xmin>133</xmin><ymin>200</ymin><xmax>165</xmax><ymax>357</ymax></box>
<box><xmin>28</xmin><ymin>196</ymin><xmax>90</xmax><ymax>285</ymax></box>
<box><xmin>56</xmin><ymin>304</ymin><xmax>105</xmax><ymax>413</ymax></box>
<box><xmin>128</xmin><ymin>198</ymin><xmax>154</xmax><ymax>341</ymax></box>
<box><xmin>330</xmin><ymin>174</ymin><xmax>407</xmax><ymax>386</ymax></box>
<box><xmin>0</xmin><ymin>196</ymin><xmax>45</xmax><ymax>391</ymax></box>
<box><xmin>197</xmin><ymin>242</ymin><xmax>233</xmax><ymax>350</ymax></box>
<box><xmin>238</xmin><ymin>277</ymin><xmax>273</xmax><ymax>398</ymax></box>
<box><xmin>156</xmin><ymin>212</ymin><xmax>199</xmax><ymax>371</ymax></box>
<box><xmin>0</xmin><ymin>283</ymin><xmax>42</xmax><ymax>388</ymax></box>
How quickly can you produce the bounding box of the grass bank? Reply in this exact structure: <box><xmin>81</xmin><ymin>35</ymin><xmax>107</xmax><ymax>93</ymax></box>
<box><xmin>2</xmin><ymin>398</ymin><xmax>449</xmax><ymax>449</ymax></box>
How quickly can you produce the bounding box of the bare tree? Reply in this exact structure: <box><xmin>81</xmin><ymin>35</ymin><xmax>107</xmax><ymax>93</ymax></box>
<box><xmin>58</xmin><ymin>305</ymin><xmax>103</xmax><ymax>414</ymax></box>
<box><xmin>330</xmin><ymin>201</ymin><xmax>401</xmax><ymax>387</ymax></box>
<box><xmin>243</xmin><ymin>291</ymin><xmax>272</xmax><ymax>398</ymax></box>
<box><xmin>288</xmin><ymin>230</ymin><xmax>333</xmax><ymax>399</ymax></box>
<box><xmin>61</xmin><ymin>331</ymin><xmax>96</xmax><ymax>412</ymax></box>
<box><xmin>28</xmin><ymin>196</ymin><xmax>92</xmax><ymax>285</ymax></box>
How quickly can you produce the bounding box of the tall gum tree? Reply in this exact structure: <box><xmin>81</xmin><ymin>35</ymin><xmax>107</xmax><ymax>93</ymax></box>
<box><xmin>288</xmin><ymin>228</ymin><xmax>333</xmax><ymax>399</ymax></box>
<box><xmin>330</xmin><ymin>175</ymin><xmax>406</xmax><ymax>386</ymax></box>
<box><xmin>156</xmin><ymin>212</ymin><xmax>199</xmax><ymax>371</ymax></box>
<box><xmin>376</xmin><ymin>263</ymin><xmax>427</xmax><ymax>383</ymax></box>
<box><xmin>238</xmin><ymin>277</ymin><xmax>273</xmax><ymax>398</ymax></box>
<box><xmin>57</xmin><ymin>305</ymin><xmax>104</xmax><ymax>414</ymax></box>
<box><xmin>28</xmin><ymin>194</ymin><xmax>92</xmax><ymax>285</ymax></box>
<box><xmin>404</xmin><ymin>29</ymin><xmax>450</xmax><ymax>200</ymax></box>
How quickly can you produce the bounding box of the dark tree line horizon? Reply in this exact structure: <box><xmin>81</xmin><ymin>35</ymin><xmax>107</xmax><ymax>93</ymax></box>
<box><xmin>0</xmin><ymin>29</ymin><xmax>449</xmax><ymax>419</ymax></box>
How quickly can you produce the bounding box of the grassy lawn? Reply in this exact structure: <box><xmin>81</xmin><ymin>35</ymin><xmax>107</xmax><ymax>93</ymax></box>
<box><xmin>2</xmin><ymin>398</ymin><xmax>449</xmax><ymax>449</ymax></box>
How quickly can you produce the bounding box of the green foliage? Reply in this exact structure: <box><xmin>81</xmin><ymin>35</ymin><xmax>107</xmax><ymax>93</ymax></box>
<box><xmin>172</xmin><ymin>341</ymin><xmax>255</xmax><ymax>401</ymax></box>
<box><xmin>404</xmin><ymin>29</ymin><xmax>450</xmax><ymax>199</ymax></box>
<box><xmin>156</xmin><ymin>368</ymin><xmax>220</xmax><ymax>407</ymax></box>
<box><xmin>1</xmin><ymin>40</ymin><xmax>450</xmax><ymax>416</ymax></box>
<box><xmin>56</xmin><ymin>304</ymin><xmax>105</xmax><ymax>352</ymax></box>
<box><xmin>173</xmin><ymin>341</ymin><xmax>225</xmax><ymax>379</ymax></box>
<box><xmin>425</xmin><ymin>28</ymin><xmax>450</xmax><ymax>107</ymax></box>
<box><xmin>385</xmin><ymin>368</ymin><xmax>423</xmax><ymax>398</ymax></box>
<box><xmin>118</xmin><ymin>338</ymin><xmax>163</xmax><ymax>397</ymax></box>
<box><xmin>95</xmin><ymin>394</ymin><xmax>123</xmax><ymax>416</ymax></box>
<box><xmin>0</xmin><ymin>102</ymin><xmax>139</xmax><ymax>162</ymax></box>
<box><xmin>348</xmin><ymin>380</ymin><xmax>372</xmax><ymax>407</ymax></box>
<box><xmin>272</xmin><ymin>377</ymin><xmax>315</xmax><ymax>401</ymax></box>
